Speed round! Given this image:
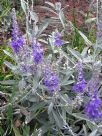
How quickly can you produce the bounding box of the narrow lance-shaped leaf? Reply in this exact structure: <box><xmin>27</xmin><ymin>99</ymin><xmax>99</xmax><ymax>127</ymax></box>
<box><xmin>3</xmin><ymin>50</ymin><xmax>16</xmax><ymax>60</ymax></box>
<box><xmin>83</xmin><ymin>125</ymin><xmax>88</xmax><ymax>136</ymax></box>
<box><xmin>89</xmin><ymin>129</ymin><xmax>98</xmax><ymax>136</ymax></box>
<box><xmin>37</xmin><ymin>21</ymin><xmax>49</xmax><ymax>37</ymax></box>
<box><xmin>72</xmin><ymin>113</ymin><xmax>96</xmax><ymax>125</ymax></box>
<box><xmin>40</xmin><ymin>6</ymin><xmax>57</xmax><ymax>15</ymax></box>
<box><xmin>30</xmin><ymin>11</ymin><xmax>38</xmax><ymax>23</ymax></box>
<box><xmin>85</xmin><ymin>18</ymin><xmax>96</xmax><ymax>23</ymax></box>
<box><xmin>67</xmin><ymin>46</ymin><xmax>82</xmax><ymax>60</ymax></box>
<box><xmin>52</xmin><ymin>110</ymin><xmax>64</xmax><ymax>128</ymax></box>
<box><xmin>4</xmin><ymin>61</ymin><xmax>15</xmax><ymax>70</ymax></box>
<box><xmin>78</xmin><ymin>30</ymin><xmax>93</xmax><ymax>46</ymax></box>
<box><xmin>48</xmin><ymin>102</ymin><xmax>54</xmax><ymax>114</ymax></box>
<box><xmin>59</xmin><ymin>10</ymin><xmax>65</xmax><ymax>28</ymax></box>
<box><xmin>0</xmin><ymin>80</ymin><xmax>15</xmax><ymax>85</ymax></box>
<box><xmin>20</xmin><ymin>0</ymin><xmax>27</xmax><ymax>13</ymax></box>
<box><xmin>45</xmin><ymin>1</ymin><xmax>55</xmax><ymax>8</ymax></box>
<box><xmin>81</xmin><ymin>47</ymin><xmax>89</xmax><ymax>58</ymax></box>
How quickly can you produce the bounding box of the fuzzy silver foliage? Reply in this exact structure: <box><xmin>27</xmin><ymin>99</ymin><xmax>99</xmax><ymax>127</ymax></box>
<box><xmin>1</xmin><ymin>1</ymin><xmax>102</xmax><ymax>136</ymax></box>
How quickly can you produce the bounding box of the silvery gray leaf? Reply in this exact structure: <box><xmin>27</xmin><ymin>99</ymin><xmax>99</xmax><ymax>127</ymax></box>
<box><xmin>0</xmin><ymin>80</ymin><xmax>15</xmax><ymax>85</ymax></box>
<box><xmin>4</xmin><ymin>61</ymin><xmax>16</xmax><ymax>70</ymax></box>
<box><xmin>3</xmin><ymin>50</ymin><xmax>16</xmax><ymax>60</ymax></box>
<box><xmin>48</xmin><ymin>102</ymin><xmax>54</xmax><ymax>114</ymax></box>
<box><xmin>45</xmin><ymin>1</ymin><xmax>55</xmax><ymax>8</ymax></box>
<box><xmin>18</xmin><ymin>79</ymin><xmax>26</xmax><ymax>91</ymax></box>
<box><xmin>30</xmin><ymin>11</ymin><xmax>38</xmax><ymax>23</ymax></box>
<box><xmin>20</xmin><ymin>0</ymin><xmax>27</xmax><ymax>13</ymax></box>
<box><xmin>78</xmin><ymin>30</ymin><xmax>93</xmax><ymax>46</ymax></box>
<box><xmin>55</xmin><ymin>2</ymin><xmax>61</xmax><ymax>11</ymax></box>
<box><xmin>89</xmin><ymin>129</ymin><xmax>97</xmax><ymax>136</ymax></box>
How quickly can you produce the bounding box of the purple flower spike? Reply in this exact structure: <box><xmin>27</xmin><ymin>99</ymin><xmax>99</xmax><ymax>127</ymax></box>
<box><xmin>53</xmin><ymin>32</ymin><xmax>64</xmax><ymax>47</ymax></box>
<box><xmin>11</xmin><ymin>8</ymin><xmax>24</xmax><ymax>53</ymax></box>
<box><xmin>86</xmin><ymin>69</ymin><xmax>100</xmax><ymax>96</ymax></box>
<box><xmin>43</xmin><ymin>66</ymin><xmax>60</xmax><ymax>93</ymax></box>
<box><xmin>85</xmin><ymin>95</ymin><xmax>102</xmax><ymax>120</ymax></box>
<box><xmin>72</xmin><ymin>79</ymin><xmax>86</xmax><ymax>93</ymax></box>
<box><xmin>32</xmin><ymin>40</ymin><xmax>43</xmax><ymax>64</ymax></box>
<box><xmin>72</xmin><ymin>62</ymin><xmax>86</xmax><ymax>93</ymax></box>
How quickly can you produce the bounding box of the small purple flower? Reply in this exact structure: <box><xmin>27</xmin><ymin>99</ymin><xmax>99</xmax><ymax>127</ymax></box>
<box><xmin>97</xmin><ymin>22</ymin><xmax>102</xmax><ymax>40</ymax></box>
<box><xmin>11</xmin><ymin>37</ymin><xmax>24</xmax><ymax>53</ymax></box>
<box><xmin>53</xmin><ymin>32</ymin><xmax>64</xmax><ymax>46</ymax></box>
<box><xmin>86</xmin><ymin>69</ymin><xmax>100</xmax><ymax>96</ymax></box>
<box><xmin>84</xmin><ymin>95</ymin><xmax>102</xmax><ymax>120</ymax></box>
<box><xmin>72</xmin><ymin>62</ymin><xmax>86</xmax><ymax>93</ymax></box>
<box><xmin>72</xmin><ymin>80</ymin><xmax>86</xmax><ymax>93</ymax></box>
<box><xmin>43</xmin><ymin>67</ymin><xmax>59</xmax><ymax>93</ymax></box>
<box><xmin>32</xmin><ymin>40</ymin><xmax>43</xmax><ymax>64</ymax></box>
<box><xmin>20</xmin><ymin>63</ymin><xmax>37</xmax><ymax>75</ymax></box>
<box><xmin>11</xmin><ymin>8</ymin><xmax>24</xmax><ymax>53</ymax></box>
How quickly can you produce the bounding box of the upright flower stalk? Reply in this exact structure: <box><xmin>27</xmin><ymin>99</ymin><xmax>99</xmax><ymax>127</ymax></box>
<box><xmin>84</xmin><ymin>68</ymin><xmax>102</xmax><ymax>120</ymax></box>
<box><xmin>72</xmin><ymin>62</ymin><xmax>102</xmax><ymax>120</ymax></box>
<box><xmin>11</xmin><ymin>8</ymin><xmax>24</xmax><ymax>53</ymax></box>
<box><xmin>32</xmin><ymin>39</ymin><xmax>44</xmax><ymax>64</ymax></box>
<box><xmin>53</xmin><ymin>31</ymin><xmax>64</xmax><ymax>47</ymax></box>
<box><xmin>72</xmin><ymin>62</ymin><xmax>86</xmax><ymax>93</ymax></box>
<box><xmin>86</xmin><ymin>69</ymin><xmax>100</xmax><ymax>96</ymax></box>
<box><xmin>43</xmin><ymin>64</ymin><xmax>60</xmax><ymax>93</ymax></box>
<box><xmin>85</xmin><ymin>95</ymin><xmax>102</xmax><ymax>120</ymax></box>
